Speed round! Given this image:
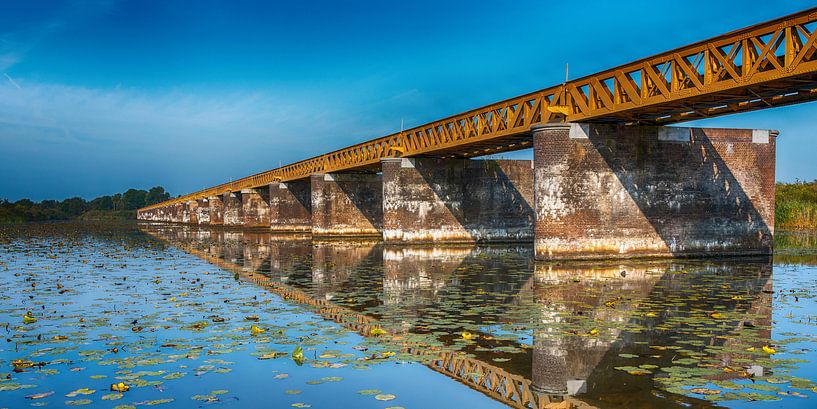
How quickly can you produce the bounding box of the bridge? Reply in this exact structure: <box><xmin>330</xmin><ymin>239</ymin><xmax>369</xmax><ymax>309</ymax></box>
<box><xmin>139</xmin><ymin>7</ymin><xmax>817</xmax><ymax>260</ymax></box>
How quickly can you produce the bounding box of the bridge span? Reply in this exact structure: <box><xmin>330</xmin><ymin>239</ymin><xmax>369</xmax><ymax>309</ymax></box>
<box><xmin>139</xmin><ymin>8</ymin><xmax>817</xmax><ymax>259</ymax></box>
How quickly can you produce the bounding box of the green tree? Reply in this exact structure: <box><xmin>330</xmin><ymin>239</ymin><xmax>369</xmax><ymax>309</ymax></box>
<box><xmin>60</xmin><ymin>197</ymin><xmax>88</xmax><ymax>217</ymax></box>
<box><xmin>121</xmin><ymin>189</ymin><xmax>148</xmax><ymax>210</ymax></box>
<box><xmin>145</xmin><ymin>186</ymin><xmax>170</xmax><ymax>205</ymax></box>
<box><xmin>89</xmin><ymin>195</ymin><xmax>114</xmax><ymax>211</ymax></box>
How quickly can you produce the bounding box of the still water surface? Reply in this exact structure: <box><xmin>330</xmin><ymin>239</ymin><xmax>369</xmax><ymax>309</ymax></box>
<box><xmin>1</xmin><ymin>222</ymin><xmax>817</xmax><ymax>408</ymax></box>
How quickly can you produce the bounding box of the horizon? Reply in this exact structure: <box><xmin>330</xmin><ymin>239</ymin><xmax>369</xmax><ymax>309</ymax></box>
<box><xmin>3</xmin><ymin>0</ymin><xmax>817</xmax><ymax>202</ymax></box>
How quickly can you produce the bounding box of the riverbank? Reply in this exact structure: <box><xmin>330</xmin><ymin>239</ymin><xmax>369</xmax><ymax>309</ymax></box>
<box><xmin>776</xmin><ymin>180</ymin><xmax>817</xmax><ymax>229</ymax></box>
<box><xmin>0</xmin><ymin>186</ymin><xmax>169</xmax><ymax>225</ymax></box>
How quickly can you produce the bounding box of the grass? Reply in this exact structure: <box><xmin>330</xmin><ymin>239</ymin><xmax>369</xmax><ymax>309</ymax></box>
<box><xmin>776</xmin><ymin>180</ymin><xmax>817</xmax><ymax>229</ymax></box>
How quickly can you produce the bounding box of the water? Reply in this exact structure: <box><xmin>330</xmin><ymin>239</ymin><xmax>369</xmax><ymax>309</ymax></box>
<box><xmin>1</xmin><ymin>222</ymin><xmax>816</xmax><ymax>408</ymax></box>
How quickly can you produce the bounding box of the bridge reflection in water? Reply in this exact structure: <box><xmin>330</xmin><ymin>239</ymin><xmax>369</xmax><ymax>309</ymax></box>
<box><xmin>140</xmin><ymin>223</ymin><xmax>773</xmax><ymax>409</ymax></box>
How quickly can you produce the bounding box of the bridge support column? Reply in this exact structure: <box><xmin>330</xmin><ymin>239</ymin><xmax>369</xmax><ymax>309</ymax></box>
<box><xmin>223</xmin><ymin>192</ymin><xmax>243</xmax><ymax>226</ymax></box>
<box><xmin>208</xmin><ymin>195</ymin><xmax>224</xmax><ymax>225</ymax></box>
<box><xmin>195</xmin><ymin>198</ymin><xmax>210</xmax><ymax>224</ymax></box>
<box><xmin>182</xmin><ymin>201</ymin><xmax>198</xmax><ymax>224</ymax></box>
<box><xmin>269</xmin><ymin>181</ymin><xmax>312</xmax><ymax>232</ymax></box>
<box><xmin>241</xmin><ymin>187</ymin><xmax>270</xmax><ymax>227</ymax></box>
<box><xmin>171</xmin><ymin>203</ymin><xmax>184</xmax><ymax>223</ymax></box>
<box><xmin>381</xmin><ymin>158</ymin><xmax>534</xmax><ymax>243</ymax></box>
<box><xmin>532</xmin><ymin>123</ymin><xmax>776</xmax><ymax>260</ymax></box>
<box><xmin>310</xmin><ymin>173</ymin><xmax>382</xmax><ymax>237</ymax></box>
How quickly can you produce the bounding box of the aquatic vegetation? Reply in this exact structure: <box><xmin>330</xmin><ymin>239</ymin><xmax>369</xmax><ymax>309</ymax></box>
<box><xmin>1</xmin><ymin>222</ymin><xmax>817</xmax><ymax>408</ymax></box>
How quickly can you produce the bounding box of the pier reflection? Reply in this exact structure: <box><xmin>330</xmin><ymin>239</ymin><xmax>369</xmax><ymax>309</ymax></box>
<box><xmin>141</xmin><ymin>223</ymin><xmax>773</xmax><ymax>409</ymax></box>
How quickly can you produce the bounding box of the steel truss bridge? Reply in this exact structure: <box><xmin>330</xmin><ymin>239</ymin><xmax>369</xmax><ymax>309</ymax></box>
<box><xmin>142</xmin><ymin>7</ymin><xmax>817</xmax><ymax>212</ymax></box>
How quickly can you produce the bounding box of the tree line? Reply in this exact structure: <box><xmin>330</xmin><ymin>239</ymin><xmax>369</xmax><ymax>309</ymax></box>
<box><xmin>0</xmin><ymin>187</ymin><xmax>171</xmax><ymax>224</ymax></box>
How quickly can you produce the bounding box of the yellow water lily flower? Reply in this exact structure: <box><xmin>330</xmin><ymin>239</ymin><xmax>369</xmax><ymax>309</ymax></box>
<box><xmin>12</xmin><ymin>359</ymin><xmax>34</xmax><ymax>369</ymax></box>
<box><xmin>762</xmin><ymin>345</ymin><xmax>776</xmax><ymax>354</ymax></box>
<box><xmin>23</xmin><ymin>312</ymin><xmax>37</xmax><ymax>324</ymax></box>
<box><xmin>250</xmin><ymin>325</ymin><xmax>265</xmax><ymax>335</ymax></box>
<box><xmin>291</xmin><ymin>346</ymin><xmax>305</xmax><ymax>365</ymax></box>
<box><xmin>110</xmin><ymin>382</ymin><xmax>130</xmax><ymax>392</ymax></box>
<box><xmin>461</xmin><ymin>331</ymin><xmax>476</xmax><ymax>340</ymax></box>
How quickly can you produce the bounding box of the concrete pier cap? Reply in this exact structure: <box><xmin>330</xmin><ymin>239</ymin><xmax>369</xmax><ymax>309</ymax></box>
<box><xmin>531</xmin><ymin>122</ymin><xmax>777</xmax><ymax>260</ymax></box>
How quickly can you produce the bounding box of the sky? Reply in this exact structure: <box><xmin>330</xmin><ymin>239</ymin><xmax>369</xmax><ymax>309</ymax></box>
<box><xmin>2</xmin><ymin>0</ymin><xmax>817</xmax><ymax>201</ymax></box>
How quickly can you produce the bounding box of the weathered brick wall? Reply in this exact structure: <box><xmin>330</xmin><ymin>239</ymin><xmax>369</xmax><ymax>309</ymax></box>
<box><xmin>463</xmin><ymin>160</ymin><xmax>534</xmax><ymax>240</ymax></box>
<box><xmin>195</xmin><ymin>198</ymin><xmax>210</xmax><ymax>224</ymax></box>
<box><xmin>223</xmin><ymin>192</ymin><xmax>243</xmax><ymax>226</ymax></box>
<box><xmin>208</xmin><ymin>196</ymin><xmax>224</xmax><ymax>225</ymax></box>
<box><xmin>533</xmin><ymin>123</ymin><xmax>776</xmax><ymax>260</ymax></box>
<box><xmin>382</xmin><ymin>158</ymin><xmax>468</xmax><ymax>242</ymax></box>
<box><xmin>269</xmin><ymin>181</ymin><xmax>312</xmax><ymax>232</ymax></box>
<box><xmin>241</xmin><ymin>187</ymin><xmax>270</xmax><ymax>227</ymax></box>
<box><xmin>171</xmin><ymin>203</ymin><xmax>184</xmax><ymax>223</ymax></box>
<box><xmin>183</xmin><ymin>201</ymin><xmax>199</xmax><ymax>224</ymax></box>
<box><xmin>311</xmin><ymin>173</ymin><xmax>383</xmax><ymax>237</ymax></box>
<box><xmin>382</xmin><ymin>158</ymin><xmax>534</xmax><ymax>243</ymax></box>
<box><xmin>137</xmin><ymin>209</ymin><xmax>157</xmax><ymax>221</ymax></box>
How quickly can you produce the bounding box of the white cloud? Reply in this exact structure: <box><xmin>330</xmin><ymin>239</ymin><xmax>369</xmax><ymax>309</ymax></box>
<box><xmin>0</xmin><ymin>79</ymin><xmax>374</xmax><ymax>150</ymax></box>
<box><xmin>0</xmin><ymin>76</ymin><xmax>406</xmax><ymax>200</ymax></box>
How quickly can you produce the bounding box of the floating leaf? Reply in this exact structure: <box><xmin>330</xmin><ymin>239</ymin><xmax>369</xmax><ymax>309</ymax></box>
<box><xmin>66</xmin><ymin>388</ymin><xmax>96</xmax><ymax>397</ymax></box>
<box><xmin>25</xmin><ymin>391</ymin><xmax>54</xmax><ymax>399</ymax></box>
<box><xmin>135</xmin><ymin>398</ymin><xmax>174</xmax><ymax>405</ymax></box>
<box><xmin>690</xmin><ymin>388</ymin><xmax>721</xmax><ymax>395</ymax></box>
<box><xmin>357</xmin><ymin>389</ymin><xmax>381</xmax><ymax>395</ymax></box>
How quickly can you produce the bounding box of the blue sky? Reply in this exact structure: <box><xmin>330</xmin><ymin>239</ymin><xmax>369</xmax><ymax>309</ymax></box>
<box><xmin>2</xmin><ymin>0</ymin><xmax>816</xmax><ymax>201</ymax></box>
